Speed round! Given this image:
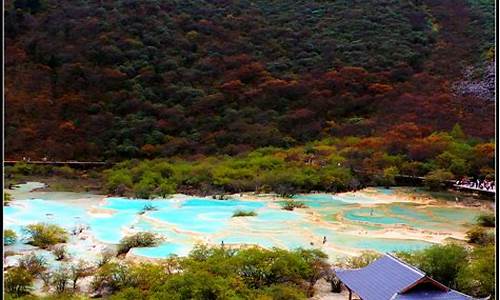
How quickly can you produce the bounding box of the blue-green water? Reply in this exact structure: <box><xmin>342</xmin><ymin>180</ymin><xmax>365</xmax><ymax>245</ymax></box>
<box><xmin>341</xmin><ymin>203</ymin><xmax>478</xmax><ymax>230</ymax></box>
<box><xmin>312</xmin><ymin>227</ymin><xmax>432</xmax><ymax>252</ymax></box>
<box><xmin>4</xmin><ymin>185</ymin><xmax>486</xmax><ymax>261</ymax></box>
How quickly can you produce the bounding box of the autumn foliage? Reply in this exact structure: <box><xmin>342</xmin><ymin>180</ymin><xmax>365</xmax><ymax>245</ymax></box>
<box><xmin>4</xmin><ymin>0</ymin><xmax>494</xmax><ymax>167</ymax></box>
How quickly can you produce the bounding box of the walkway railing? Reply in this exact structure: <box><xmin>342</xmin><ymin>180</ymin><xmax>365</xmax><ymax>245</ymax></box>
<box><xmin>453</xmin><ymin>184</ymin><xmax>495</xmax><ymax>194</ymax></box>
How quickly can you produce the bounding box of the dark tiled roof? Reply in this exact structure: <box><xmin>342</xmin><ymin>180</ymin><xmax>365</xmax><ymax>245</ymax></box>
<box><xmin>335</xmin><ymin>254</ymin><xmax>474</xmax><ymax>300</ymax></box>
<box><xmin>393</xmin><ymin>289</ymin><xmax>475</xmax><ymax>300</ymax></box>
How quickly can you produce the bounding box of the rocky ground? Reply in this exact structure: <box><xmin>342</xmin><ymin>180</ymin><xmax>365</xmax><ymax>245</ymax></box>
<box><xmin>310</xmin><ymin>279</ymin><xmax>352</xmax><ymax>300</ymax></box>
<box><xmin>453</xmin><ymin>61</ymin><xmax>495</xmax><ymax>101</ymax></box>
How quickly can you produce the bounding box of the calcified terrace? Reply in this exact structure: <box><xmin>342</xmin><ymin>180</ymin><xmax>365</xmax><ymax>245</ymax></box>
<box><xmin>4</xmin><ymin>182</ymin><xmax>488</xmax><ymax>270</ymax></box>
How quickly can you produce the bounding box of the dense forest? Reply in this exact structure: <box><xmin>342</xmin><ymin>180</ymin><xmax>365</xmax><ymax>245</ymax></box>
<box><xmin>5</xmin><ymin>0</ymin><xmax>494</xmax><ymax>166</ymax></box>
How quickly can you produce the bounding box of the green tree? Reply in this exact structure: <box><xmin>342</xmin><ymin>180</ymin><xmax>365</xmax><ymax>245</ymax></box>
<box><xmin>450</xmin><ymin>123</ymin><xmax>466</xmax><ymax>140</ymax></box>
<box><xmin>466</xmin><ymin>226</ymin><xmax>494</xmax><ymax>245</ymax></box>
<box><xmin>4</xmin><ymin>229</ymin><xmax>17</xmax><ymax>245</ymax></box>
<box><xmin>476</xmin><ymin>213</ymin><xmax>495</xmax><ymax>227</ymax></box>
<box><xmin>259</xmin><ymin>284</ymin><xmax>307</xmax><ymax>299</ymax></box>
<box><xmin>397</xmin><ymin>244</ymin><xmax>468</xmax><ymax>289</ymax></box>
<box><xmin>91</xmin><ymin>262</ymin><xmax>135</xmax><ymax>293</ymax></box>
<box><xmin>343</xmin><ymin>251</ymin><xmax>381</xmax><ymax>268</ymax></box>
<box><xmin>380</xmin><ymin>166</ymin><xmax>398</xmax><ymax>186</ymax></box>
<box><xmin>117</xmin><ymin>232</ymin><xmax>160</xmax><ymax>255</ymax></box>
<box><xmin>52</xmin><ymin>266</ymin><xmax>70</xmax><ymax>293</ymax></box>
<box><xmin>423</xmin><ymin>169</ymin><xmax>454</xmax><ymax>190</ymax></box>
<box><xmin>109</xmin><ymin>287</ymin><xmax>145</xmax><ymax>300</ymax></box>
<box><xmin>449</xmin><ymin>158</ymin><xmax>468</xmax><ymax>176</ymax></box>
<box><xmin>133</xmin><ymin>172</ymin><xmax>160</xmax><ymax>199</ymax></box>
<box><xmin>457</xmin><ymin>246</ymin><xmax>495</xmax><ymax>298</ymax></box>
<box><xmin>23</xmin><ymin>223</ymin><xmax>68</xmax><ymax>248</ymax></box>
<box><xmin>18</xmin><ymin>253</ymin><xmax>48</xmax><ymax>276</ymax></box>
<box><xmin>152</xmin><ymin>269</ymin><xmax>238</xmax><ymax>299</ymax></box>
<box><xmin>5</xmin><ymin>267</ymin><xmax>34</xmax><ymax>297</ymax></box>
<box><xmin>156</xmin><ymin>180</ymin><xmax>176</xmax><ymax>198</ymax></box>
<box><xmin>105</xmin><ymin>169</ymin><xmax>133</xmax><ymax>195</ymax></box>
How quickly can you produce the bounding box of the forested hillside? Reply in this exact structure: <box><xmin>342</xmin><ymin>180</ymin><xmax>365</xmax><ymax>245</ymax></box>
<box><xmin>5</xmin><ymin>0</ymin><xmax>494</xmax><ymax>161</ymax></box>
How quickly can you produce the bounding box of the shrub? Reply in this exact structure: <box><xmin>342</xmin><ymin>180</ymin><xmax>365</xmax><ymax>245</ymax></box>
<box><xmin>52</xmin><ymin>266</ymin><xmax>70</xmax><ymax>293</ymax></box>
<box><xmin>396</xmin><ymin>244</ymin><xmax>468</xmax><ymax>289</ymax></box>
<box><xmin>281</xmin><ymin>200</ymin><xmax>308</xmax><ymax>211</ymax></box>
<box><xmin>11</xmin><ymin>162</ymin><xmax>34</xmax><ymax>175</ymax></box>
<box><xmin>476</xmin><ymin>213</ymin><xmax>495</xmax><ymax>227</ymax></box>
<box><xmin>109</xmin><ymin>287</ymin><xmax>145</xmax><ymax>300</ymax></box>
<box><xmin>91</xmin><ymin>262</ymin><xmax>135</xmax><ymax>293</ymax></box>
<box><xmin>457</xmin><ymin>245</ymin><xmax>495</xmax><ymax>298</ymax></box>
<box><xmin>232</xmin><ymin>210</ymin><xmax>257</xmax><ymax>217</ymax></box>
<box><xmin>18</xmin><ymin>253</ymin><xmax>48</xmax><ymax>276</ymax></box>
<box><xmin>4</xmin><ymin>192</ymin><xmax>12</xmax><ymax>206</ymax></box>
<box><xmin>423</xmin><ymin>169</ymin><xmax>454</xmax><ymax>190</ymax></box>
<box><xmin>138</xmin><ymin>203</ymin><xmax>158</xmax><ymax>215</ymax></box>
<box><xmin>296</xmin><ymin>248</ymin><xmax>330</xmax><ymax>296</ymax></box>
<box><xmin>134</xmin><ymin>182</ymin><xmax>155</xmax><ymax>199</ymax></box>
<box><xmin>97</xmin><ymin>249</ymin><xmax>116</xmax><ymax>267</ymax></box>
<box><xmin>343</xmin><ymin>251</ymin><xmax>381</xmax><ymax>269</ymax></box>
<box><xmin>117</xmin><ymin>232</ymin><xmax>160</xmax><ymax>255</ymax></box>
<box><xmin>5</xmin><ymin>267</ymin><xmax>34</xmax><ymax>297</ymax></box>
<box><xmin>466</xmin><ymin>226</ymin><xmax>495</xmax><ymax>245</ymax></box>
<box><xmin>40</xmin><ymin>271</ymin><xmax>52</xmax><ymax>289</ymax></box>
<box><xmin>4</xmin><ymin>229</ymin><xmax>17</xmax><ymax>245</ymax></box>
<box><xmin>151</xmin><ymin>269</ymin><xmax>236</xmax><ymax>299</ymax></box>
<box><xmin>156</xmin><ymin>181</ymin><xmax>176</xmax><ymax>198</ymax></box>
<box><xmin>53</xmin><ymin>166</ymin><xmax>78</xmax><ymax>178</ymax></box>
<box><xmin>260</xmin><ymin>284</ymin><xmax>307</xmax><ymax>299</ymax></box>
<box><xmin>275</xmin><ymin>183</ymin><xmax>299</xmax><ymax>198</ymax></box>
<box><xmin>70</xmin><ymin>260</ymin><xmax>93</xmax><ymax>290</ymax></box>
<box><xmin>52</xmin><ymin>245</ymin><xmax>68</xmax><ymax>260</ymax></box>
<box><xmin>105</xmin><ymin>169</ymin><xmax>133</xmax><ymax>195</ymax></box>
<box><xmin>378</xmin><ymin>166</ymin><xmax>398</xmax><ymax>186</ymax></box>
<box><xmin>23</xmin><ymin>223</ymin><xmax>68</xmax><ymax>248</ymax></box>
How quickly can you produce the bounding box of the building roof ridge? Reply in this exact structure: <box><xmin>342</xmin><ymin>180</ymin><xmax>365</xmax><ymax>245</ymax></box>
<box><xmin>384</xmin><ymin>253</ymin><xmax>426</xmax><ymax>277</ymax></box>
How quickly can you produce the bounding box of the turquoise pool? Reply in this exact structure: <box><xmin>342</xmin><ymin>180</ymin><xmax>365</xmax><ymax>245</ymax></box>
<box><xmin>341</xmin><ymin>203</ymin><xmax>479</xmax><ymax>230</ymax></box>
<box><xmin>4</xmin><ymin>184</ymin><xmax>486</xmax><ymax>262</ymax></box>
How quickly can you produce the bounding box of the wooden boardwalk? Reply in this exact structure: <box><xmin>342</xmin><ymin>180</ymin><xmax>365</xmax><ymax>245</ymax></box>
<box><xmin>453</xmin><ymin>184</ymin><xmax>496</xmax><ymax>195</ymax></box>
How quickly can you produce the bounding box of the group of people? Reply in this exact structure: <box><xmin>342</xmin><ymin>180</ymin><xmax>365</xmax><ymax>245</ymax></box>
<box><xmin>456</xmin><ymin>178</ymin><xmax>495</xmax><ymax>191</ymax></box>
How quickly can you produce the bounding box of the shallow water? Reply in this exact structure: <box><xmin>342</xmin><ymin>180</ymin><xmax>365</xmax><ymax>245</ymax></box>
<box><xmin>311</xmin><ymin>227</ymin><xmax>432</xmax><ymax>252</ymax></box>
<box><xmin>342</xmin><ymin>203</ymin><xmax>478</xmax><ymax>230</ymax></box>
<box><xmin>4</xmin><ymin>184</ymin><xmax>486</xmax><ymax>264</ymax></box>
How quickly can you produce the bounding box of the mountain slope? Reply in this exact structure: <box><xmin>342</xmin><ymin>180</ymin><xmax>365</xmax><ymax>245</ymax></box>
<box><xmin>5</xmin><ymin>0</ymin><xmax>494</xmax><ymax>160</ymax></box>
